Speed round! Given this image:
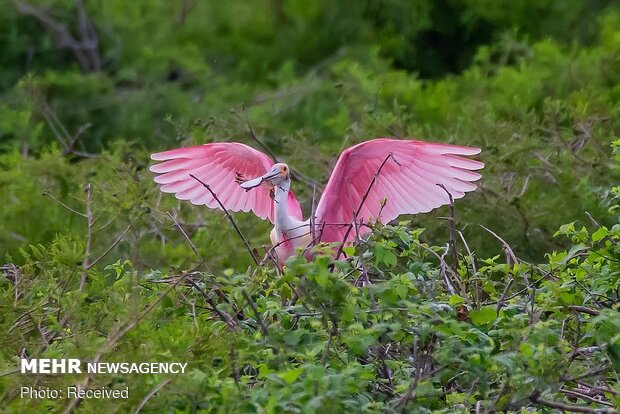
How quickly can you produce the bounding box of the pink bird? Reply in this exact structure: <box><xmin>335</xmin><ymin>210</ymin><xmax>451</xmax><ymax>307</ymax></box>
<box><xmin>150</xmin><ymin>138</ymin><xmax>484</xmax><ymax>265</ymax></box>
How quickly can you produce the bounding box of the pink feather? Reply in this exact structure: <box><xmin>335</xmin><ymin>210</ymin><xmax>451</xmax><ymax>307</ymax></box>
<box><xmin>150</xmin><ymin>142</ymin><xmax>303</xmax><ymax>223</ymax></box>
<box><xmin>314</xmin><ymin>138</ymin><xmax>484</xmax><ymax>244</ymax></box>
<box><xmin>150</xmin><ymin>138</ymin><xmax>484</xmax><ymax>258</ymax></box>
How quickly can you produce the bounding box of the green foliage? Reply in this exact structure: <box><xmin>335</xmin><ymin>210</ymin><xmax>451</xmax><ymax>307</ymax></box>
<box><xmin>2</xmin><ymin>2</ymin><xmax>620</xmax><ymax>262</ymax></box>
<box><xmin>1</xmin><ymin>192</ymin><xmax>619</xmax><ymax>412</ymax></box>
<box><xmin>1</xmin><ymin>1</ymin><xmax>620</xmax><ymax>412</ymax></box>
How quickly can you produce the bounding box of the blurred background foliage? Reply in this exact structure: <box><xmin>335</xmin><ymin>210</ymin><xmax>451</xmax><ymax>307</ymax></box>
<box><xmin>1</xmin><ymin>0</ymin><xmax>620</xmax><ymax>412</ymax></box>
<box><xmin>0</xmin><ymin>0</ymin><xmax>619</xmax><ymax>266</ymax></box>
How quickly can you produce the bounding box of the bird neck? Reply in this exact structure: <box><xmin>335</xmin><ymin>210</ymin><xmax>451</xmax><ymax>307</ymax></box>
<box><xmin>274</xmin><ymin>179</ymin><xmax>292</xmax><ymax>231</ymax></box>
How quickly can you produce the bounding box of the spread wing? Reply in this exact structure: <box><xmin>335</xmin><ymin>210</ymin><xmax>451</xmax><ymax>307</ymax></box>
<box><xmin>150</xmin><ymin>142</ymin><xmax>302</xmax><ymax>222</ymax></box>
<box><xmin>314</xmin><ymin>138</ymin><xmax>484</xmax><ymax>244</ymax></box>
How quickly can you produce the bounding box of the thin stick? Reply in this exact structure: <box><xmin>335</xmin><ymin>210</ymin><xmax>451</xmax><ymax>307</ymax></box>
<box><xmin>185</xmin><ymin>277</ymin><xmax>237</xmax><ymax>330</ymax></box>
<box><xmin>411</xmin><ymin>240</ymin><xmax>467</xmax><ymax>302</ymax></box>
<box><xmin>496</xmin><ymin>278</ymin><xmax>514</xmax><ymax>314</ymax></box>
<box><xmin>321</xmin><ymin>320</ymin><xmax>338</xmax><ymax>365</ymax></box>
<box><xmin>79</xmin><ymin>183</ymin><xmax>93</xmax><ymax>292</ymax></box>
<box><xmin>189</xmin><ymin>174</ymin><xmax>259</xmax><ymax>265</ymax></box>
<box><xmin>562</xmin><ymin>364</ymin><xmax>611</xmax><ymax>382</ymax></box>
<box><xmin>240</xmin><ymin>114</ymin><xmax>323</xmax><ymax>190</ymax></box>
<box><xmin>457</xmin><ymin>230</ymin><xmax>480</xmax><ymax>308</ymax></box>
<box><xmin>567</xmin><ymin>305</ymin><xmax>601</xmax><ymax>316</ymax></box>
<box><xmin>353</xmin><ymin>216</ymin><xmax>378</xmax><ymax>310</ymax></box>
<box><xmin>241</xmin><ymin>290</ymin><xmax>276</xmax><ymax>353</ymax></box>
<box><xmin>335</xmin><ymin>154</ymin><xmax>396</xmax><ymax>259</ymax></box>
<box><xmin>0</xmin><ymin>368</ymin><xmax>20</xmax><ymax>378</ymax></box>
<box><xmin>87</xmin><ymin>224</ymin><xmax>131</xmax><ymax>269</ymax></box>
<box><xmin>133</xmin><ymin>378</ymin><xmax>173</xmax><ymax>414</ymax></box>
<box><xmin>437</xmin><ymin>184</ymin><xmax>458</xmax><ymax>271</ymax></box>
<box><xmin>479</xmin><ymin>224</ymin><xmax>519</xmax><ymax>264</ymax></box>
<box><xmin>42</xmin><ymin>191</ymin><xmax>86</xmax><ymax>218</ymax></box>
<box><xmin>560</xmin><ymin>387</ymin><xmax>615</xmax><ymax>408</ymax></box>
<box><xmin>530</xmin><ymin>392</ymin><xmax>617</xmax><ymax>414</ymax></box>
<box><xmin>440</xmin><ymin>244</ymin><xmax>457</xmax><ymax>295</ymax></box>
<box><xmin>63</xmin><ymin>269</ymin><xmax>193</xmax><ymax>413</ymax></box>
<box><xmin>167</xmin><ymin>212</ymin><xmax>201</xmax><ymax>260</ymax></box>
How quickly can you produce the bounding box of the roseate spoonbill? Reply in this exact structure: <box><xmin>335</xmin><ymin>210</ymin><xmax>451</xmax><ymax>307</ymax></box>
<box><xmin>150</xmin><ymin>139</ymin><xmax>483</xmax><ymax>265</ymax></box>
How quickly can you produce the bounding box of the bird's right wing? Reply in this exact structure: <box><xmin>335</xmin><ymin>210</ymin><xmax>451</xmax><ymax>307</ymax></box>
<box><xmin>150</xmin><ymin>142</ymin><xmax>302</xmax><ymax>223</ymax></box>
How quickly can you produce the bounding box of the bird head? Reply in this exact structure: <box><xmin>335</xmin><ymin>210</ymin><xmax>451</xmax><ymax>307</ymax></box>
<box><xmin>236</xmin><ymin>163</ymin><xmax>290</xmax><ymax>191</ymax></box>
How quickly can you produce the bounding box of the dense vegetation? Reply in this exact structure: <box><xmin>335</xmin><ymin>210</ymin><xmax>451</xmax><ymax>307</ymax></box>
<box><xmin>1</xmin><ymin>1</ymin><xmax>619</xmax><ymax>412</ymax></box>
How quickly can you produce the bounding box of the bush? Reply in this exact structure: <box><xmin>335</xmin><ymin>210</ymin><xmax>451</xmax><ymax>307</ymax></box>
<box><xmin>1</xmin><ymin>1</ymin><xmax>620</xmax><ymax>412</ymax></box>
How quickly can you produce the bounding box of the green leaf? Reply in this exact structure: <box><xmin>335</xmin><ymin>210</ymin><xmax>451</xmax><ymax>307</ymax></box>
<box><xmin>470</xmin><ymin>306</ymin><xmax>497</xmax><ymax>325</ymax></box>
<box><xmin>591</xmin><ymin>226</ymin><xmax>608</xmax><ymax>242</ymax></box>
<box><xmin>449</xmin><ymin>295</ymin><xmax>466</xmax><ymax>305</ymax></box>
<box><xmin>284</xmin><ymin>330</ymin><xmax>303</xmax><ymax>346</ymax></box>
<box><xmin>343</xmin><ymin>246</ymin><xmax>356</xmax><ymax>256</ymax></box>
<box><xmin>278</xmin><ymin>367</ymin><xmax>304</xmax><ymax>384</ymax></box>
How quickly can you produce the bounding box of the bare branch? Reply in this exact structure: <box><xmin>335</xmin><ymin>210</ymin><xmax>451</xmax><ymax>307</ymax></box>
<box><xmin>241</xmin><ymin>290</ymin><xmax>277</xmax><ymax>353</ymax></box>
<box><xmin>14</xmin><ymin>0</ymin><xmax>101</xmax><ymax>72</ymax></box>
<box><xmin>166</xmin><ymin>212</ymin><xmax>201</xmax><ymax>260</ymax></box>
<box><xmin>440</xmin><ymin>244</ymin><xmax>457</xmax><ymax>296</ymax></box>
<box><xmin>560</xmin><ymin>387</ymin><xmax>615</xmax><ymax>408</ymax></box>
<box><xmin>479</xmin><ymin>224</ymin><xmax>519</xmax><ymax>265</ymax></box>
<box><xmin>42</xmin><ymin>191</ymin><xmax>86</xmax><ymax>218</ymax></box>
<box><xmin>530</xmin><ymin>391</ymin><xmax>617</xmax><ymax>414</ymax></box>
<box><xmin>87</xmin><ymin>224</ymin><xmax>131</xmax><ymax>269</ymax></box>
<box><xmin>79</xmin><ymin>183</ymin><xmax>93</xmax><ymax>292</ymax></box>
<box><xmin>189</xmin><ymin>174</ymin><xmax>259</xmax><ymax>265</ymax></box>
<box><xmin>353</xmin><ymin>216</ymin><xmax>377</xmax><ymax>311</ymax></box>
<box><xmin>335</xmin><ymin>154</ymin><xmax>396</xmax><ymax>259</ymax></box>
<box><xmin>568</xmin><ymin>305</ymin><xmax>601</xmax><ymax>316</ymax></box>
<box><xmin>63</xmin><ymin>269</ymin><xmax>193</xmax><ymax>413</ymax></box>
<box><xmin>133</xmin><ymin>378</ymin><xmax>173</xmax><ymax>414</ymax></box>
<box><xmin>437</xmin><ymin>184</ymin><xmax>459</xmax><ymax>271</ymax></box>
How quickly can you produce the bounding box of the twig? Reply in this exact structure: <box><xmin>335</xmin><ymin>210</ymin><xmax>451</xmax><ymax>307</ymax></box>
<box><xmin>321</xmin><ymin>320</ymin><xmax>338</xmax><ymax>365</ymax></box>
<box><xmin>479</xmin><ymin>224</ymin><xmax>519</xmax><ymax>264</ymax></box>
<box><xmin>575</xmin><ymin>381</ymin><xmax>619</xmax><ymax>396</ymax></box>
<box><xmin>335</xmin><ymin>154</ymin><xmax>396</xmax><ymax>259</ymax></box>
<box><xmin>87</xmin><ymin>224</ymin><xmax>131</xmax><ymax>269</ymax></box>
<box><xmin>241</xmin><ymin>290</ymin><xmax>276</xmax><ymax>353</ymax></box>
<box><xmin>585</xmin><ymin>211</ymin><xmax>616</xmax><ymax>245</ymax></box>
<box><xmin>574</xmin><ymin>345</ymin><xmax>608</xmax><ymax>355</ymax></box>
<box><xmin>79</xmin><ymin>183</ymin><xmax>93</xmax><ymax>292</ymax></box>
<box><xmin>239</xmin><ymin>115</ymin><xmax>322</xmax><ymax>190</ymax></box>
<box><xmin>562</xmin><ymin>364</ymin><xmax>612</xmax><ymax>382</ymax></box>
<box><xmin>353</xmin><ymin>216</ymin><xmax>377</xmax><ymax>311</ymax></box>
<box><xmin>437</xmin><ymin>184</ymin><xmax>458</xmax><ymax>271</ymax></box>
<box><xmin>457</xmin><ymin>230</ymin><xmax>480</xmax><ymax>308</ymax></box>
<box><xmin>496</xmin><ymin>278</ymin><xmax>514</xmax><ymax>314</ymax></box>
<box><xmin>560</xmin><ymin>387</ymin><xmax>615</xmax><ymax>407</ymax></box>
<box><xmin>189</xmin><ymin>174</ymin><xmax>259</xmax><ymax>265</ymax></box>
<box><xmin>63</xmin><ymin>269</ymin><xmax>193</xmax><ymax>413</ymax></box>
<box><xmin>14</xmin><ymin>0</ymin><xmax>101</xmax><ymax>72</ymax></box>
<box><xmin>585</xmin><ymin>211</ymin><xmax>601</xmax><ymax>228</ymax></box>
<box><xmin>133</xmin><ymin>378</ymin><xmax>173</xmax><ymax>414</ymax></box>
<box><xmin>410</xmin><ymin>240</ymin><xmax>464</xmax><ymax>297</ymax></box>
<box><xmin>568</xmin><ymin>305</ymin><xmax>601</xmax><ymax>316</ymax></box>
<box><xmin>0</xmin><ymin>368</ymin><xmax>20</xmax><ymax>378</ymax></box>
<box><xmin>167</xmin><ymin>212</ymin><xmax>201</xmax><ymax>260</ymax></box>
<box><xmin>42</xmin><ymin>191</ymin><xmax>86</xmax><ymax>218</ymax></box>
<box><xmin>184</xmin><ymin>277</ymin><xmax>237</xmax><ymax>330</ymax></box>
<box><xmin>440</xmin><ymin>244</ymin><xmax>457</xmax><ymax>295</ymax></box>
<box><xmin>530</xmin><ymin>391</ymin><xmax>617</xmax><ymax>414</ymax></box>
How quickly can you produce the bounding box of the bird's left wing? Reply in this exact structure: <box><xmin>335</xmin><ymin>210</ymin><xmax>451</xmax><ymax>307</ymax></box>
<box><xmin>150</xmin><ymin>142</ymin><xmax>302</xmax><ymax>223</ymax></box>
<box><xmin>314</xmin><ymin>138</ymin><xmax>484</xmax><ymax>244</ymax></box>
